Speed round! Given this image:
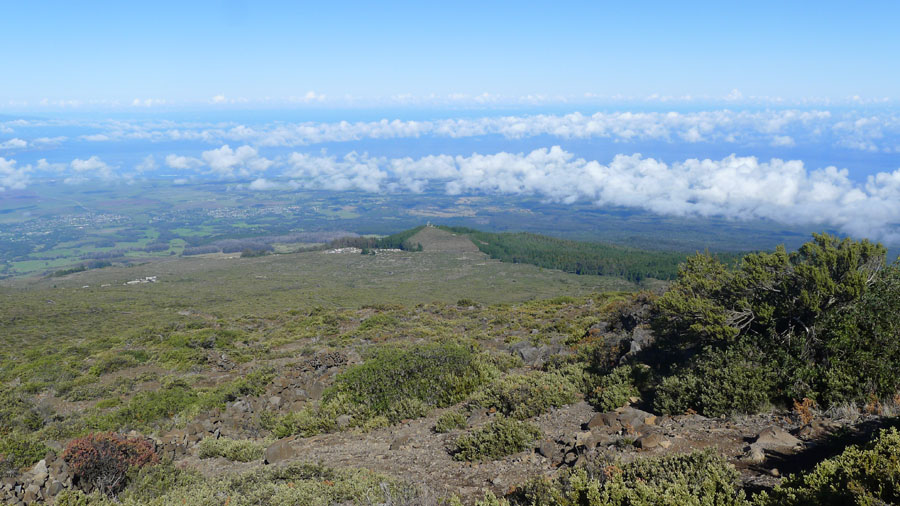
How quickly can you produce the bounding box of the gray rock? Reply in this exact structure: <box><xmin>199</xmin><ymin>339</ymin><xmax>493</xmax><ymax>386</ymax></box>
<box><xmin>23</xmin><ymin>484</ymin><xmax>40</xmax><ymax>503</ymax></box>
<box><xmin>389</xmin><ymin>434</ymin><xmax>411</xmax><ymax>451</ymax></box>
<box><xmin>619</xmin><ymin>407</ymin><xmax>654</xmax><ymax>430</ymax></box>
<box><xmin>264</xmin><ymin>439</ymin><xmax>296</xmax><ymax>465</ymax></box>
<box><xmin>269</xmin><ymin>396</ymin><xmax>282</xmax><ymax>408</ymax></box>
<box><xmin>743</xmin><ymin>445</ymin><xmax>766</xmax><ymax>464</ymax></box>
<box><xmin>46</xmin><ymin>480</ymin><xmax>64</xmax><ymax>497</ymax></box>
<box><xmin>510</xmin><ymin>341</ymin><xmax>541</xmax><ymax>365</ymax></box>
<box><xmin>636</xmin><ymin>433</ymin><xmax>665</xmax><ymax>449</ymax></box>
<box><xmin>754</xmin><ymin>426</ymin><xmax>801</xmax><ymax>450</ymax></box>
<box><xmin>631</xmin><ymin>328</ymin><xmax>654</xmax><ymax>347</ymax></box>
<box><xmin>586</xmin><ymin>411</ymin><xmax>621</xmax><ymax>430</ymax></box>
<box><xmin>536</xmin><ymin>440</ymin><xmax>557</xmax><ymax>458</ymax></box>
<box><xmin>31</xmin><ymin>460</ymin><xmax>48</xmax><ymax>485</ymax></box>
<box><xmin>335</xmin><ymin>414</ymin><xmax>352</xmax><ymax>429</ymax></box>
<box><xmin>307</xmin><ymin>382</ymin><xmax>326</xmax><ymax>400</ymax></box>
<box><xmin>467</xmin><ymin>408</ymin><xmax>490</xmax><ymax>425</ymax></box>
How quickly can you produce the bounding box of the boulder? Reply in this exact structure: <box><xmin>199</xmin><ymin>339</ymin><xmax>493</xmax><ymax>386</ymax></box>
<box><xmin>754</xmin><ymin>426</ymin><xmax>801</xmax><ymax>450</ymax></box>
<box><xmin>743</xmin><ymin>445</ymin><xmax>766</xmax><ymax>464</ymax></box>
<box><xmin>46</xmin><ymin>480</ymin><xmax>64</xmax><ymax>497</ymax></box>
<box><xmin>264</xmin><ymin>439</ymin><xmax>297</xmax><ymax>465</ymax></box>
<box><xmin>636</xmin><ymin>433</ymin><xmax>666</xmax><ymax>449</ymax></box>
<box><xmin>619</xmin><ymin>407</ymin><xmax>654</xmax><ymax>430</ymax></box>
<box><xmin>389</xmin><ymin>434</ymin><xmax>411</xmax><ymax>451</ymax></box>
<box><xmin>536</xmin><ymin>440</ymin><xmax>557</xmax><ymax>459</ymax></box>
<box><xmin>586</xmin><ymin>412</ymin><xmax>620</xmax><ymax>430</ymax></box>
<box><xmin>31</xmin><ymin>460</ymin><xmax>48</xmax><ymax>485</ymax></box>
<box><xmin>306</xmin><ymin>382</ymin><xmax>326</xmax><ymax>400</ymax></box>
<box><xmin>335</xmin><ymin>414</ymin><xmax>352</xmax><ymax>429</ymax></box>
<box><xmin>23</xmin><ymin>484</ymin><xmax>40</xmax><ymax>503</ymax></box>
<box><xmin>510</xmin><ymin>341</ymin><xmax>542</xmax><ymax>365</ymax></box>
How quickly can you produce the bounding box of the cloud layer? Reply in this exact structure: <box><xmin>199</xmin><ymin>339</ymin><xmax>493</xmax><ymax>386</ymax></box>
<box><xmin>6</xmin><ymin>144</ymin><xmax>900</xmax><ymax>243</ymax></box>
<box><xmin>5</xmin><ymin>109</ymin><xmax>900</xmax><ymax>153</ymax></box>
<box><xmin>268</xmin><ymin>147</ymin><xmax>900</xmax><ymax>243</ymax></box>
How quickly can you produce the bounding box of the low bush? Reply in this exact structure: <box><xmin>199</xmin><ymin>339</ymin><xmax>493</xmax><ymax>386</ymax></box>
<box><xmin>755</xmin><ymin>427</ymin><xmax>900</xmax><ymax>506</ymax></box>
<box><xmin>434</xmin><ymin>410</ymin><xmax>467</xmax><ymax>433</ymax></box>
<box><xmin>57</xmin><ymin>461</ymin><xmax>423</xmax><ymax>506</ymax></box>
<box><xmin>62</xmin><ymin>432</ymin><xmax>159</xmax><ymax>496</ymax></box>
<box><xmin>653</xmin><ymin>345</ymin><xmax>775</xmax><ymax>417</ymax></box>
<box><xmin>324</xmin><ymin>342</ymin><xmax>496</xmax><ymax>427</ymax></box>
<box><xmin>650</xmin><ymin>234</ymin><xmax>900</xmax><ymax>415</ymax></box>
<box><xmin>197</xmin><ymin>437</ymin><xmax>265</xmax><ymax>462</ymax></box>
<box><xmin>585</xmin><ymin>365</ymin><xmax>647</xmax><ymax>412</ymax></box>
<box><xmin>452</xmin><ymin>417</ymin><xmax>541</xmax><ymax>461</ymax></box>
<box><xmin>100</xmin><ymin>378</ymin><xmax>198</xmax><ymax>430</ymax></box>
<box><xmin>261</xmin><ymin>395</ymin><xmax>350</xmax><ymax>438</ymax></box>
<box><xmin>468</xmin><ymin>371</ymin><xmax>579</xmax><ymax>420</ymax></box>
<box><xmin>512</xmin><ymin>450</ymin><xmax>748</xmax><ymax>506</ymax></box>
<box><xmin>0</xmin><ymin>431</ymin><xmax>48</xmax><ymax>471</ymax></box>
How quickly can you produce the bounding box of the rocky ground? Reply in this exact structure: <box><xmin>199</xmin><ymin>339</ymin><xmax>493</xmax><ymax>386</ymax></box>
<box><xmin>5</xmin><ymin>352</ymin><xmax>889</xmax><ymax>505</ymax></box>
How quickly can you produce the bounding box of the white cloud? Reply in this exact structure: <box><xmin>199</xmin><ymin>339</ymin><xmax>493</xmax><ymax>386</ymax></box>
<box><xmin>287</xmin><ymin>91</ymin><xmax>326</xmax><ymax>103</ymax></box>
<box><xmin>31</xmin><ymin>136</ymin><xmax>66</xmax><ymax>147</ymax></box>
<box><xmin>725</xmin><ymin>89</ymin><xmax>744</xmax><ymax>101</ymax></box>
<box><xmin>135</xmin><ymin>155</ymin><xmax>158</xmax><ymax>173</ymax></box>
<box><xmin>771</xmin><ymin>135</ymin><xmax>796</xmax><ymax>147</ymax></box>
<box><xmin>197</xmin><ymin>109</ymin><xmax>854</xmax><ymax>150</ymax></box>
<box><xmin>11</xmin><ymin>109</ymin><xmax>899</xmax><ymax>153</ymax></box>
<box><xmin>0</xmin><ymin>138</ymin><xmax>27</xmax><ymax>150</ymax></box>
<box><xmin>201</xmin><ymin>144</ymin><xmax>272</xmax><ymax>177</ymax></box>
<box><xmin>248</xmin><ymin>178</ymin><xmax>282</xmax><ymax>190</ymax></box>
<box><xmin>0</xmin><ymin>157</ymin><xmax>30</xmax><ymax>191</ymax></box>
<box><xmin>269</xmin><ymin>147</ymin><xmax>900</xmax><ymax>244</ymax></box>
<box><xmin>66</xmin><ymin>156</ymin><xmax>116</xmax><ymax>183</ymax></box>
<box><xmin>165</xmin><ymin>154</ymin><xmax>203</xmax><ymax>170</ymax></box>
<box><xmin>131</xmin><ymin>98</ymin><xmax>168</xmax><ymax>107</ymax></box>
<box><xmin>82</xmin><ymin>134</ymin><xmax>111</xmax><ymax>142</ymax></box>
<box><xmin>284</xmin><ymin>151</ymin><xmax>386</xmax><ymax>192</ymax></box>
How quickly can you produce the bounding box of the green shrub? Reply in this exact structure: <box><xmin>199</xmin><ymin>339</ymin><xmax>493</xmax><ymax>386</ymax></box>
<box><xmin>449</xmin><ymin>492</ymin><xmax>511</xmax><ymax>506</ymax></box>
<box><xmin>585</xmin><ymin>365</ymin><xmax>646</xmax><ymax>412</ymax></box>
<box><xmin>513</xmin><ymin>450</ymin><xmax>748</xmax><ymax>506</ymax></box>
<box><xmin>62</xmin><ymin>432</ymin><xmax>159</xmax><ymax>496</ymax></box>
<box><xmin>100</xmin><ymin>378</ymin><xmax>198</xmax><ymax>430</ymax></box>
<box><xmin>356</xmin><ymin>313</ymin><xmax>398</xmax><ymax>331</ymax></box>
<box><xmin>469</xmin><ymin>371</ymin><xmax>579</xmax><ymax>419</ymax></box>
<box><xmin>0</xmin><ymin>430</ymin><xmax>49</xmax><ymax>470</ymax></box>
<box><xmin>452</xmin><ymin>417</ymin><xmax>541</xmax><ymax>461</ymax></box>
<box><xmin>197</xmin><ymin>437</ymin><xmax>265</xmax><ymax>462</ymax></box>
<box><xmin>653</xmin><ymin>345</ymin><xmax>775</xmax><ymax>417</ymax></box>
<box><xmin>434</xmin><ymin>411</ymin><xmax>467</xmax><ymax>433</ymax></box>
<box><xmin>262</xmin><ymin>395</ymin><xmax>350</xmax><ymax>438</ymax></box>
<box><xmin>197</xmin><ymin>368</ymin><xmax>275</xmax><ymax>411</ymax></box>
<box><xmin>650</xmin><ymin>234</ymin><xmax>895</xmax><ymax>414</ymax></box>
<box><xmin>60</xmin><ymin>461</ymin><xmax>422</xmax><ymax>506</ymax></box>
<box><xmin>325</xmin><ymin>342</ymin><xmax>496</xmax><ymax>426</ymax></box>
<box><xmin>755</xmin><ymin>427</ymin><xmax>900</xmax><ymax>506</ymax></box>
<box><xmin>0</xmin><ymin>388</ymin><xmax>45</xmax><ymax>433</ymax></box>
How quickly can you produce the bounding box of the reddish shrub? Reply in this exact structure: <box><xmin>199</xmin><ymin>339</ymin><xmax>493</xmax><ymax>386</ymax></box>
<box><xmin>62</xmin><ymin>432</ymin><xmax>159</xmax><ymax>495</ymax></box>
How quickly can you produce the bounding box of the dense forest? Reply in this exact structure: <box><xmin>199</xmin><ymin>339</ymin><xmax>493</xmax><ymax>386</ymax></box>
<box><xmin>439</xmin><ymin>226</ymin><xmax>729</xmax><ymax>282</ymax></box>
<box><xmin>326</xmin><ymin>226</ymin><xmax>425</xmax><ymax>251</ymax></box>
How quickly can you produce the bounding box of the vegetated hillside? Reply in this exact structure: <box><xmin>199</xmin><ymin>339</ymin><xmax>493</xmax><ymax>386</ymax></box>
<box><xmin>325</xmin><ymin>226</ymin><xmax>427</xmax><ymax>251</ymax></box>
<box><xmin>439</xmin><ymin>226</ymin><xmax>738</xmax><ymax>282</ymax></box>
<box><xmin>2</xmin><ymin>232</ymin><xmax>900</xmax><ymax>505</ymax></box>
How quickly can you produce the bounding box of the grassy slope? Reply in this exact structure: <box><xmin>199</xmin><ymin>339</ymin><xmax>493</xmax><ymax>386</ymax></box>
<box><xmin>1</xmin><ymin>230</ymin><xmax>635</xmax><ymax>355</ymax></box>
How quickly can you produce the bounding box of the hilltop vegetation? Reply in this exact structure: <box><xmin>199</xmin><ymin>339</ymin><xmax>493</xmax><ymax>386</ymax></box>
<box><xmin>1</xmin><ymin>181</ymin><xmax>826</xmax><ymax>279</ymax></box>
<box><xmin>439</xmin><ymin>226</ymin><xmax>737</xmax><ymax>282</ymax></box>
<box><xmin>2</xmin><ymin>230</ymin><xmax>900</xmax><ymax>505</ymax></box>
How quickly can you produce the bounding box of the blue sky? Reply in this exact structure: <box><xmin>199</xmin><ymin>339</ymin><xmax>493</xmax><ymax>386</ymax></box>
<box><xmin>3</xmin><ymin>1</ymin><xmax>900</xmax><ymax>107</ymax></box>
<box><xmin>3</xmin><ymin>2</ymin><xmax>900</xmax><ymax>245</ymax></box>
